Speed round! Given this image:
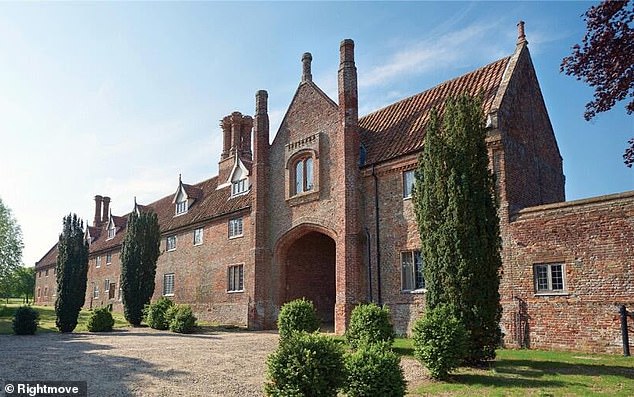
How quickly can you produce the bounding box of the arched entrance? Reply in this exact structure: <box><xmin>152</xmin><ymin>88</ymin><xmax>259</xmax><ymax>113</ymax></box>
<box><xmin>278</xmin><ymin>226</ymin><xmax>336</xmax><ymax>325</ymax></box>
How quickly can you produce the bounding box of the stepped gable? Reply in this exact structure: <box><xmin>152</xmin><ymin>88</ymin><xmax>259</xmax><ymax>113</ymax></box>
<box><xmin>359</xmin><ymin>56</ymin><xmax>510</xmax><ymax>166</ymax></box>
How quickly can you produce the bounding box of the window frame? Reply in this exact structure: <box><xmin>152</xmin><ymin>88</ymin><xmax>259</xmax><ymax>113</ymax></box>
<box><xmin>403</xmin><ymin>169</ymin><xmax>415</xmax><ymax>199</ymax></box>
<box><xmin>228</xmin><ymin>217</ymin><xmax>244</xmax><ymax>239</ymax></box>
<box><xmin>96</xmin><ymin>256</ymin><xmax>101</xmax><ymax>268</ymax></box>
<box><xmin>175</xmin><ymin>200</ymin><xmax>188</xmax><ymax>215</ymax></box>
<box><xmin>231</xmin><ymin>179</ymin><xmax>248</xmax><ymax>196</ymax></box>
<box><xmin>106</xmin><ymin>253</ymin><xmax>112</xmax><ymax>265</ymax></box>
<box><xmin>163</xmin><ymin>273</ymin><xmax>175</xmax><ymax>296</ymax></box>
<box><xmin>401</xmin><ymin>250</ymin><xmax>425</xmax><ymax>292</ymax></box>
<box><xmin>534</xmin><ymin>263</ymin><xmax>566</xmax><ymax>294</ymax></box>
<box><xmin>93</xmin><ymin>284</ymin><xmax>100</xmax><ymax>299</ymax></box>
<box><xmin>193</xmin><ymin>227</ymin><xmax>204</xmax><ymax>246</ymax></box>
<box><xmin>107</xmin><ymin>226</ymin><xmax>115</xmax><ymax>239</ymax></box>
<box><xmin>292</xmin><ymin>156</ymin><xmax>314</xmax><ymax>196</ymax></box>
<box><xmin>227</xmin><ymin>264</ymin><xmax>244</xmax><ymax>293</ymax></box>
<box><xmin>166</xmin><ymin>235</ymin><xmax>177</xmax><ymax>252</ymax></box>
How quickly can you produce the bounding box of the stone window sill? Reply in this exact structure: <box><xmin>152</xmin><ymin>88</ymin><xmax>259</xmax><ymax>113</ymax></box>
<box><xmin>401</xmin><ymin>289</ymin><xmax>426</xmax><ymax>294</ymax></box>
<box><xmin>534</xmin><ymin>291</ymin><xmax>570</xmax><ymax>297</ymax></box>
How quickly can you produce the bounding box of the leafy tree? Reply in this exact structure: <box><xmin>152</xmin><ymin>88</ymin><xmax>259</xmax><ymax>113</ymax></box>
<box><xmin>0</xmin><ymin>197</ymin><xmax>24</xmax><ymax>301</ymax></box>
<box><xmin>55</xmin><ymin>214</ymin><xmax>89</xmax><ymax>333</ymax></box>
<box><xmin>561</xmin><ymin>0</ymin><xmax>634</xmax><ymax>166</ymax></box>
<box><xmin>413</xmin><ymin>94</ymin><xmax>503</xmax><ymax>364</ymax></box>
<box><xmin>120</xmin><ymin>211</ymin><xmax>161</xmax><ymax>326</ymax></box>
<box><xmin>13</xmin><ymin>266</ymin><xmax>35</xmax><ymax>304</ymax></box>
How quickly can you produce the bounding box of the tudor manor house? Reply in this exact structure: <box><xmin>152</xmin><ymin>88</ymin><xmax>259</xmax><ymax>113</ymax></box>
<box><xmin>35</xmin><ymin>23</ymin><xmax>634</xmax><ymax>353</ymax></box>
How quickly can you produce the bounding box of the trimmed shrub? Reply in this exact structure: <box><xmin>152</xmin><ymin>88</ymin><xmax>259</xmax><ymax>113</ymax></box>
<box><xmin>87</xmin><ymin>306</ymin><xmax>115</xmax><ymax>332</ymax></box>
<box><xmin>12</xmin><ymin>306</ymin><xmax>39</xmax><ymax>335</ymax></box>
<box><xmin>412</xmin><ymin>305</ymin><xmax>467</xmax><ymax>379</ymax></box>
<box><xmin>145</xmin><ymin>297</ymin><xmax>174</xmax><ymax>330</ymax></box>
<box><xmin>265</xmin><ymin>332</ymin><xmax>345</xmax><ymax>397</ymax></box>
<box><xmin>166</xmin><ymin>304</ymin><xmax>197</xmax><ymax>334</ymax></box>
<box><xmin>277</xmin><ymin>298</ymin><xmax>319</xmax><ymax>342</ymax></box>
<box><xmin>344</xmin><ymin>341</ymin><xmax>406</xmax><ymax>397</ymax></box>
<box><xmin>345</xmin><ymin>303</ymin><xmax>395</xmax><ymax>349</ymax></box>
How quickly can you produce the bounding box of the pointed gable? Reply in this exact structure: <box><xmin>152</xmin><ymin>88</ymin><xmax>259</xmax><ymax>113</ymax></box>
<box><xmin>359</xmin><ymin>57</ymin><xmax>511</xmax><ymax>166</ymax></box>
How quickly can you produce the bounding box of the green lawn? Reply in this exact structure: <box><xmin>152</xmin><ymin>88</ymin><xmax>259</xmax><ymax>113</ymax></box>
<box><xmin>0</xmin><ymin>302</ymin><xmax>128</xmax><ymax>334</ymax></box>
<box><xmin>389</xmin><ymin>338</ymin><xmax>634</xmax><ymax>396</ymax></box>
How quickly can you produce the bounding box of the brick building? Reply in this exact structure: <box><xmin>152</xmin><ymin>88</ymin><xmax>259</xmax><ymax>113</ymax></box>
<box><xmin>35</xmin><ymin>23</ymin><xmax>634</xmax><ymax>353</ymax></box>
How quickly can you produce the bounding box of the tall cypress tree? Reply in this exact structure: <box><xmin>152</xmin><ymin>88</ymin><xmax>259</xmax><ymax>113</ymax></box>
<box><xmin>55</xmin><ymin>214</ymin><xmax>89</xmax><ymax>333</ymax></box>
<box><xmin>120</xmin><ymin>211</ymin><xmax>161</xmax><ymax>326</ymax></box>
<box><xmin>414</xmin><ymin>94</ymin><xmax>502</xmax><ymax>364</ymax></box>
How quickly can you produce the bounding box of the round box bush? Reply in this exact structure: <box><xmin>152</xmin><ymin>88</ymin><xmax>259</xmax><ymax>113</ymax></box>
<box><xmin>12</xmin><ymin>306</ymin><xmax>39</xmax><ymax>335</ymax></box>
<box><xmin>277</xmin><ymin>298</ymin><xmax>319</xmax><ymax>342</ymax></box>
<box><xmin>166</xmin><ymin>304</ymin><xmax>197</xmax><ymax>334</ymax></box>
<box><xmin>344</xmin><ymin>342</ymin><xmax>406</xmax><ymax>397</ymax></box>
<box><xmin>265</xmin><ymin>332</ymin><xmax>345</xmax><ymax>397</ymax></box>
<box><xmin>87</xmin><ymin>306</ymin><xmax>115</xmax><ymax>332</ymax></box>
<box><xmin>146</xmin><ymin>297</ymin><xmax>174</xmax><ymax>330</ymax></box>
<box><xmin>345</xmin><ymin>303</ymin><xmax>395</xmax><ymax>349</ymax></box>
<box><xmin>412</xmin><ymin>304</ymin><xmax>467</xmax><ymax>379</ymax></box>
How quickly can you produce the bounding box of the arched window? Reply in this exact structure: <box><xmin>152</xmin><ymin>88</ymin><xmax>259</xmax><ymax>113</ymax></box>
<box><xmin>294</xmin><ymin>156</ymin><xmax>314</xmax><ymax>195</ymax></box>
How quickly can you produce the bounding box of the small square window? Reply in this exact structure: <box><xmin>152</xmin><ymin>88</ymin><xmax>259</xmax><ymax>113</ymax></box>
<box><xmin>401</xmin><ymin>250</ymin><xmax>425</xmax><ymax>291</ymax></box>
<box><xmin>228</xmin><ymin>218</ymin><xmax>243</xmax><ymax>238</ymax></box>
<box><xmin>403</xmin><ymin>170</ymin><xmax>415</xmax><ymax>198</ymax></box>
<box><xmin>106</xmin><ymin>253</ymin><xmax>112</xmax><ymax>265</ymax></box>
<box><xmin>166</xmin><ymin>236</ymin><xmax>177</xmax><ymax>251</ymax></box>
<box><xmin>534</xmin><ymin>263</ymin><xmax>566</xmax><ymax>293</ymax></box>
<box><xmin>193</xmin><ymin>228</ymin><xmax>203</xmax><ymax>245</ymax></box>
<box><xmin>163</xmin><ymin>273</ymin><xmax>175</xmax><ymax>296</ymax></box>
<box><xmin>227</xmin><ymin>264</ymin><xmax>244</xmax><ymax>292</ymax></box>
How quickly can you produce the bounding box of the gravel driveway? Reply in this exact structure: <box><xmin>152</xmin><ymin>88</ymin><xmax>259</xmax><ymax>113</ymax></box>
<box><xmin>0</xmin><ymin>327</ymin><xmax>425</xmax><ymax>396</ymax></box>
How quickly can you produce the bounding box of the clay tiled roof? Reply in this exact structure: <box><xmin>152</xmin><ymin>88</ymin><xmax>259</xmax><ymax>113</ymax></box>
<box><xmin>88</xmin><ymin>176</ymin><xmax>250</xmax><ymax>254</ymax></box>
<box><xmin>35</xmin><ymin>243</ymin><xmax>58</xmax><ymax>269</ymax></box>
<box><xmin>359</xmin><ymin>57</ymin><xmax>510</xmax><ymax>166</ymax></box>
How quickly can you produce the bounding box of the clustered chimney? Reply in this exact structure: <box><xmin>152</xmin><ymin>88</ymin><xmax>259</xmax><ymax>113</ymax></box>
<box><xmin>93</xmin><ymin>195</ymin><xmax>111</xmax><ymax>227</ymax></box>
<box><xmin>220</xmin><ymin>112</ymin><xmax>253</xmax><ymax>161</ymax></box>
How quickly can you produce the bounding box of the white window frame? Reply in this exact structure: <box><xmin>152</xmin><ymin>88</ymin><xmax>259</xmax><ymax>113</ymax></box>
<box><xmin>106</xmin><ymin>253</ymin><xmax>112</xmax><ymax>265</ymax></box>
<box><xmin>232</xmin><ymin>179</ymin><xmax>248</xmax><ymax>196</ymax></box>
<box><xmin>228</xmin><ymin>217</ymin><xmax>244</xmax><ymax>238</ymax></box>
<box><xmin>107</xmin><ymin>226</ymin><xmax>115</xmax><ymax>239</ymax></box>
<box><xmin>93</xmin><ymin>284</ymin><xmax>100</xmax><ymax>299</ymax></box>
<box><xmin>96</xmin><ymin>256</ymin><xmax>101</xmax><ymax>268</ymax></box>
<box><xmin>401</xmin><ymin>250</ymin><xmax>425</xmax><ymax>292</ymax></box>
<box><xmin>176</xmin><ymin>200</ymin><xmax>188</xmax><ymax>215</ymax></box>
<box><xmin>293</xmin><ymin>156</ymin><xmax>314</xmax><ymax>195</ymax></box>
<box><xmin>403</xmin><ymin>169</ymin><xmax>415</xmax><ymax>199</ymax></box>
<box><xmin>193</xmin><ymin>227</ymin><xmax>204</xmax><ymax>245</ymax></box>
<box><xmin>166</xmin><ymin>235</ymin><xmax>177</xmax><ymax>251</ymax></box>
<box><xmin>534</xmin><ymin>263</ymin><xmax>566</xmax><ymax>294</ymax></box>
<box><xmin>227</xmin><ymin>264</ymin><xmax>244</xmax><ymax>292</ymax></box>
<box><xmin>163</xmin><ymin>273</ymin><xmax>175</xmax><ymax>296</ymax></box>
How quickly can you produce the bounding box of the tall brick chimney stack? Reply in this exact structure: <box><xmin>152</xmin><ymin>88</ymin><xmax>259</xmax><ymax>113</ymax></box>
<box><xmin>230</xmin><ymin>111</ymin><xmax>243</xmax><ymax>157</ymax></box>
<box><xmin>102</xmin><ymin>196</ymin><xmax>111</xmax><ymax>225</ymax></box>
<box><xmin>251</xmin><ymin>89</ymin><xmax>271</xmax><ymax>328</ymax></box>
<box><xmin>93</xmin><ymin>195</ymin><xmax>103</xmax><ymax>227</ymax></box>
<box><xmin>220</xmin><ymin>117</ymin><xmax>231</xmax><ymax>160</ymax></box>
<box><xmin>301</xmin><ymin>52</ymin><xmax>313</xmax><ymax>83</ymax></box>
<box><xmin>335</xmin><ymin>38</ymin><xmax>363</xmax><ymax>334</ymax></box>
<box><xmin>517</xmin><ymin>20</ymin><xmax>528</xmax><ymax>46</ymax></box>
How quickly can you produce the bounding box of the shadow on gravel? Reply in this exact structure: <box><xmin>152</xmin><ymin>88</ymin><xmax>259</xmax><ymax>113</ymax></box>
<box><xmin>0</xmin><ymin>333</ymin><xmax>188</xmax><ymax>397</ymax></box>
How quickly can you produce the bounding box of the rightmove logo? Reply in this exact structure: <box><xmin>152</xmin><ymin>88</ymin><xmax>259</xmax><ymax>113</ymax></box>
<box><xmin>4</xmin><ymin>381</ymin><xmax>87</xmax><ymax>397</ymax></box>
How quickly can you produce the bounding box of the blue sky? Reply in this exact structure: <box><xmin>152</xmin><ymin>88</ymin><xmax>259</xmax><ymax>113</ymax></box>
<box><xmin>0</xmin><ymin>1</ymin><xmax>631</xmax><ymax>266</ymax></box>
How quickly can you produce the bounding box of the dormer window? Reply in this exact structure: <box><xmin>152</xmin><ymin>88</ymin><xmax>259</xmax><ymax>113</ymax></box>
<box><xmin>293</xmin><ymin>156</ymin><xmax>314</xmax><ymax>195</ymax></box>
<box><xmin>232</xmin><ymin>179</ymin><xmax>248</xmax><ymax>196</ymax></box>
<box><xmin>107</xmin><ymin>225</ymin><xmax>115</xmax><ymax>239</ymax></box>
<box><xmin>176</xmin><ymin>200</ymin><xmax>188</xmax><ymax>215</ymax></box>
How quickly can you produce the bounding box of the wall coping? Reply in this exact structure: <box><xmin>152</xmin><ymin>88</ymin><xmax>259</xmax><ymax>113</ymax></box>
<box><xmin>513</xmin><ymin>190</ymin><xmax>634</xmax><ymax>220</ymax></box>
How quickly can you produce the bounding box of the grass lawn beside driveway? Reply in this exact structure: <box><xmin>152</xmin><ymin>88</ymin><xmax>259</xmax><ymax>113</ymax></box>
<box><xmin>391</xmin><ymin>337</ymin><xmax>634</xmax><ymax>396</ymax></box>
<box><xmin>0</xmin><ymin>302</ymin><xmax>128</xmax><ymax>334</ymax></box>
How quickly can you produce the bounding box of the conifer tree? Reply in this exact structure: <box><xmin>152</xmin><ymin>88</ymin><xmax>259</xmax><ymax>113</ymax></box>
<box><xmin>414</xmin><ymin>94</ymin><xmax>502</xmax><ymax>364</ymax></box>
<box><xmin>120</xmin><ymin>211</ymin><xmax>161</xmax><ymax>326</ymax></box>
<box><xmin>55</xmin><ymin>214</ymin><xmax>89</xmax><ymax>333</ymax></box>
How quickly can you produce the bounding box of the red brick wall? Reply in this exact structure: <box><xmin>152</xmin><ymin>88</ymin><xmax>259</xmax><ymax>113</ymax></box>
<box><xmin>501</xmin><ymin>192</ymin><xmax>634</xmax><ymax>353</ymax></box>
<box><xmin>34</xmin><ymin>265</ymin><xmax>56</xmax><ymax>305</ymax></box>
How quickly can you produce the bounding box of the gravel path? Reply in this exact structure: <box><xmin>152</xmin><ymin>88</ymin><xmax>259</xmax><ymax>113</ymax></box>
<box><xmin>0</xmin><ymin>328</ymin><xmax>425</xmax><ymax>396</ymax></box>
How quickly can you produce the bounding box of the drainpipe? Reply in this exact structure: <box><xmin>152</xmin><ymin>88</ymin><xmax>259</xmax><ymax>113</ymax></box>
<box><xmin>365</xmin><ymin>228</ymin><xmax>373</xmax><ymax>302</ymax></box>
<box><xmin>372</xmin><ymin>165</ymin><xmax>382</xmax><ymax>305</ymax></box>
